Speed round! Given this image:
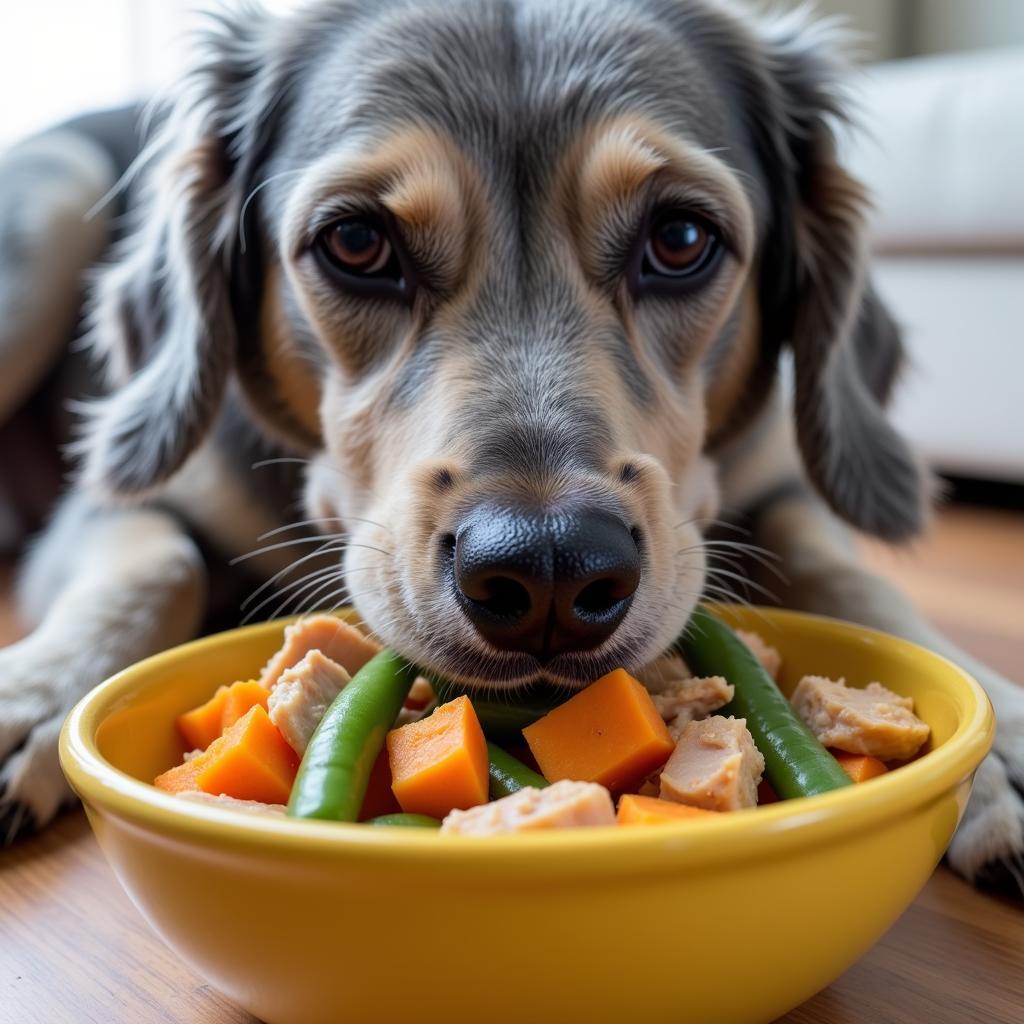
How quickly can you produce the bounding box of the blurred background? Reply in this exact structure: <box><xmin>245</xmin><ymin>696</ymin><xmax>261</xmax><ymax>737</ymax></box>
<box><xmin>0</xmin><ymin>1</ymin><xmax>1021</xmax><ymax>668</ymax></box>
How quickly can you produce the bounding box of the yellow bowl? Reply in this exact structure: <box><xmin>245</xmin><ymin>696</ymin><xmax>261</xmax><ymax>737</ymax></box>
<box><xmin>59</xmin><ymin>607</ymin><xmax>993</xmax><ymax>1024</ymax></box>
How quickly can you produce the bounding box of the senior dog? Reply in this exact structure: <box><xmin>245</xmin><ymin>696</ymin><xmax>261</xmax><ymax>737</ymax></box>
<box><xmin>0</xmin><ymin>0</ymin><xmax>1020</xmax><ymax>893</ymax></box>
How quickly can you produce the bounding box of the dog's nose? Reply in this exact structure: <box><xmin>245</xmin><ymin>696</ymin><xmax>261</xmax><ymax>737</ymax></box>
<box><xmin>453</xmin><ymin>506</ymin><xmax>641</xmax><ymax>660</ymax></box>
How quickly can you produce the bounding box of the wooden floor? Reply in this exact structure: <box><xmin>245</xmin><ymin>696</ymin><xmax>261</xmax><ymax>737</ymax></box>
<box><xmin>0</xmin><ymin>504</ymin><xmax>1021</xmax><ymax>1024</ymax></box>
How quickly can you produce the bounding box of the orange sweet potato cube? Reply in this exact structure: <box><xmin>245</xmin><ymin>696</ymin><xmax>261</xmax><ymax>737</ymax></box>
<box><xmin>617</xmin><ymin>794</ymin><xmax>719</xmax><ymax>825</ymax></box>
<box><xmin>156</xmin><ymin>705</ymin><xmax>299</xmax><ymax>804</ymax></box>
<box><xmin>386</xmin><ymin>695</ymin><xmax>489</xmax><ymax>818</ymax></box>
<box><xmin>220</xmin><ymin>680</ymin><xmax>270</xmax><ymax>732</ymax></box>
<box><xmin>176</xmin><ymin>679</ymin><xmax>270</xmax><ymax>751</ymax></box>
<box><xmin>831</xmin><ymin>750</ymin><xmax>889</xmax><ymax>784</ymax></box>
<box><xmin>177</xmin><ymin>686</ymin><xmax>231</xmax><ymax>751</ymax></box>
<box><xmin>523</xmin><ymin>668</ymin><xmax>675</xmax><ymax>793</ymax></box>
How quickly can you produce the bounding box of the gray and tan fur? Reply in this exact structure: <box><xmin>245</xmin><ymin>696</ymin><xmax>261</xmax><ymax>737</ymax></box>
<box><xmin>0</xmin><ymin>0</ymin><xmax>1020</xmax><ymax>893</ymax></box>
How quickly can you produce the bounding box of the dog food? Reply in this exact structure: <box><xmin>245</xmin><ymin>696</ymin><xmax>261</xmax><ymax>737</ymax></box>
<box><xmin>790</xmin><ymin>676</ymin><xmax>931</xmax><ymax>761</ymax></box>
<box><xmin>267</xmin><ymin>650</ymin><xmax>351</xmax><ymax>755</ymax></box>
<box><xmin>440</xmin><ymin>780</ymin><xmax>616</xmax><ymax>835</ymax></box>
<box><xmin>649</xmin><ymin>675</ymin><xmax>734</xmax><ymax>739</ymax></box>
<box><xmin>155</xmin><ymin>610</ymin><xmax>930</xmax><ymax>831</ymax></box>
<box><xmin>258</xmin><ymin>614</ymin><xmax>379</xmax><ymax>689</ymax></box>
<box><xmin>659</xmin><ymin>715</ymin><xmax>766</xmax><ymax>811</ymax></box>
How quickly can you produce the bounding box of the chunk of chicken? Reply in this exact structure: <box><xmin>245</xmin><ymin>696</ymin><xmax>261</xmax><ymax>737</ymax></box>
<box><xmin>267</xmin><ymin>650</ymin><xmax>351</xmax><ymax>754</ymax></box>
<box><xmin>736</xmin><ymin>629</ymin><xmax>782</xmax><ymax>681</ymax></box>
<box><xmin>636</xmin><ymin>652</ymin><xmax>693</xmax><ymax>695</ymax></box>
<box><xmin>259</xmin><ymin>615</ymin><xmax>380</xmax><ymax>689</ymax></box>
<box><xmin>790</xmin><ymin>676</ymin><xmax>930</xmax><ymax>761</ymax></box>
<box><xmin>440</xmin><ymin>780</ymin><xmax>616</xmax><ymax>835</ymax></box>
<box><xmin>650</xmin><ymin>676</ymin><xmax>734</xmax><ymax>740</ymax></box>
<box><xmin>175</xmin><ymin>792</ymin><xmax>287</xmax><ymax>816</ymax></box>
<box><xmin>659</xmin><ymin>716</ymin><xmax>765</xmax><ymax>811</ymax></box>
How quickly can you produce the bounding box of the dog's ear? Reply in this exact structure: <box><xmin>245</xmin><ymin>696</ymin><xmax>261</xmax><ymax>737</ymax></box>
<box><xmin>77</xmin><ymin>6</ymin><xmax>289</xmax><ymax>495</ymax></box>
<box><xmin>749</xmin><ymin>13</ymin><xmax>932</xmax><ymax>541</ymax></box>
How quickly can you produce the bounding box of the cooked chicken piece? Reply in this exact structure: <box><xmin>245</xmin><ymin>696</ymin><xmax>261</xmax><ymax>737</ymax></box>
<box><xmin>176</xmin><ymin>792</ymin><xmax>287</xmax><ymax>816</ymax></box>
<box><xmin>736</xmin><ymin>629</ymin><xmax>782</xmax><ymax>681</ymax></box>
<box><xmin>267</xmin><ymin>650</ymin><xmax>351</xmax><ymax>754</ymax></box>
<box><xmin>660</xmin><ymin>716</ymin><xmax>765</xmax><ymax>811</ymax></box>
<box><xmin>790</xmin><ymin>676</ymin><xmax>930</xmax><ymax>761</ymax></box>
<box><xmin>650</xmin><ymin>676</ymin><xmax>734</xmax><ymax>739</ymax></box>
<box><xmin>259</xmin><ymin>615</ymin><xmax>380</xmax><ymax>688</ymax></box>
<box><xmin>440</xmin><ymin>780</ymin><xmax>615</xmax><ymax>835</ymax></box>
<box><xmin>636</xmin><ymin>652</ymin><xmax>693</xmax><ymax>695</ymax></box>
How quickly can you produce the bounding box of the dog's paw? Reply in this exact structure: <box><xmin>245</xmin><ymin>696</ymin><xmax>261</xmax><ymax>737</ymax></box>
<box><xmin>947</xmin><ymin>750</ymin><xmax>1024</xmax><ymax>900</ymax></box>
<box><xmin>0</xmin><ymin>712</ymin><xmax>75</xmax><ymax>842</ymax></box>
<box><xmin>0</xmin><ymin>640</ymin><xmax>78</xmax><ymax>841</ymax></box>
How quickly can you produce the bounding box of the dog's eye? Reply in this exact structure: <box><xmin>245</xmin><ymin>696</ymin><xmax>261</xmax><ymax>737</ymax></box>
<box><xmin>314</xmin><ymin>215</ymin><xmax>411</xmax><ymax>299</ymax></box>
<box><xmin>320</xmin><ymin>218</ymin><xmax>393</xmax><ymax>275</ymax></box>
<box><xmin>638</xmin><ymin>211</ymin><xmax>722</xmax><ymax>289</ymax></box>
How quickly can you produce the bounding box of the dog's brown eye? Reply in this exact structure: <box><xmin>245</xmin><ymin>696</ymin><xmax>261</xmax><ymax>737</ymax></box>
<box><xmin>645</xmin><ymin>216</ymin><xmax>716</xmax><ymax>277</ymax></box>
<box><xmin>322</xmin><ymin>218</ymin><xmax>392</xmax><ymax>274</ymax></box>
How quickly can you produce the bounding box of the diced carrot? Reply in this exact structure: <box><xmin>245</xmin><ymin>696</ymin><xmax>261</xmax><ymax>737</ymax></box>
<box><xmin>757</xmin><ymin>779</ymin><xmax>779</xmax><ymax>805</ymax></box>
<box><xmin>522</xmin><ymin>668</ymin><xmax>675</xmax><ymax>793</ymax></box>
<box><xmin>155</xmin><ymin>706</ymin><xmax>299</xmax><ymax>804</ymax></box>
<box><xmin>176</xmin><ymin>680</ymin><xmax>269</xmax><ymax>751</ymax></box>
<box><xmin>830</xmin><ymin>750</ymin><xmax>888</xmax><ymax>784</ymax></box>
<box><xmin>386</xmin><ymin>695</ymin><xmax>489</xmax><ymax>818</ymax></box>
<box><xmin>617</xmin><ymin>794</ymin><xmax>719</xmax><ymax>825</ymax></box>
<box><xmin>177</xmin><ymin>686</ymin><xmax>230</xmax><ymax>751</ymax></box>
<box><xmin>220</xmin><ymin>680</ymin><xmax>270</xmax><ymax>732</ymax></box>
<box><xmin>358</xmin><ymin>748</ymin><xmax>402</xmax><ymax>821</ymax></box>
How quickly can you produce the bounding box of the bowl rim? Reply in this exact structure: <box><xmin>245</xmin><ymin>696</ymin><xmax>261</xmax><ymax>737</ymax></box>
<box><xmin>59</xmin><ymin>606</ymin><xmax>995</xmax><ymax>876</ymax></box>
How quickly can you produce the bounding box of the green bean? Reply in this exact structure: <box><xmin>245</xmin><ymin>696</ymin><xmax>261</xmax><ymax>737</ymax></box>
<box><xmin>679</xmin><ymin>608</ymin><xmax>852</xmax><ymax>800</ymax></box>
<box><xmin>365</xmin><ymin>813</ymin><xmax>441</xmax><ymax>828</ymax></box>
<box><xmin>429</xmin><ymin>676</ymin><xmax>567</xmax><ymax>740</ymax></box>
<box><xmin>487</xmin><ymin>742</ymin><xmax>549</xmax><ymax>798</ymax></box>
<box><xmin>287</xmin><ymin>649</ymin><xmax>416</xmax><ymax>821</ymax></box>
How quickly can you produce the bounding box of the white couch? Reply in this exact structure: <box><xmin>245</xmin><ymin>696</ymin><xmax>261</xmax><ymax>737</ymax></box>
<box><xmin>841</xmin><ymin>47</ymin><xmax>1024</xmax><ymax>482</ymax></box>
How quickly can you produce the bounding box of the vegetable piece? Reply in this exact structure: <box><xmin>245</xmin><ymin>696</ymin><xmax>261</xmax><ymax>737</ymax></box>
<box><xmin>616</xmin><ymin>794</ymin><xmax>719</xmax><ymax>825</ymax></box>
<box><xmin>386</xmin><ymin>695</ymin><xmax>489</xmax><ymax>818</ymax></box>
<box><xmin>358</xmin><ymin>748</ymin><xmax>402</xmax><ymax>821</ymax></box>
<box><xmin>176</xmin><ymin>687</ymin><xmax>231</xmax><ymax>751</ymax></box>
<box><xmin>287</xmin><ymin>649</ymin><xmax>416</xmax><ymax>821</ymax></box>
<box><xmin>679</xmin><ymin>608</ymin><xmax>852</xmax><ymax>799</ymax></box>
<box><xmin>366</xmin><ymin>813</ymin><xmax>441</xmax><ymax>828</ymax></box>
<box><xmin>220</xmin><ymin>680</ymin><xmax>271</xmax><ymax>732</ymax></box>
<box><xmin>441</xmin><ymin>780</ymin><xmax>616</xmax><ymax>835</ymax></box>
<box><xmin>522</xmin><ymin>668</ymin><xmax>675</xmax><ymax>793</ymax></box>
<box><xmin>831</xmin><ymin>750</ymin><xmax>889</xmax><ymax>783</ymax></box>
<box><xmin>791</xmin><ymin>675</ymin><xmax>930</xmax><ymax>761</ymax></box>
<box><xmin>428</xmin><ymin>676</ymin><xmax>567</xmax><ymax>739</ymax></box>
<box><xmin>659</xmin><ymin>715</ymin><xmax>765</xmax><ymax>811</ymax></box>
<box><xmin>757</xmin><ymin>779</ymin><xmax>779</xmax><ymax>805</ymax></box>
<box><xmin>487</xmin><ymin>742</ymin><xmax>549</xmax><ymax>798</ymax></box>
<box><xmin>259</xmin><ymin>615</ymin><xmax>381</xmax><ymax>689</ymax></box>
<box><xmin>176</xmin><ymin>679</ymin><xmax>270</xmax><ymax>751</ymax></box>
<box><xmin>155</xmin><ymin>705</ymin><xmax>299</xmax><ymax>804</ymax></box>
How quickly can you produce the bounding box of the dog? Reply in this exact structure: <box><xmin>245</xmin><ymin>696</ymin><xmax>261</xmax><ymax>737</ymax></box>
<box><xmin>0</xmin><ymin>0</ymin><xmax>1020</xmax><ymax>894</ymax></box>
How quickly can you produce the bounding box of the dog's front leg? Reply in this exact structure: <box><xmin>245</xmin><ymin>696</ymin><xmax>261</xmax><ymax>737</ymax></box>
<box><xmin>751</xmin><ymin>489</ymin><xmax>1023</xmax><ymax>895</ymax></box>
<box><xmin>0</xmin><ymin>494</ymin><xmax>205</xmax><ymax>839</ymax></box>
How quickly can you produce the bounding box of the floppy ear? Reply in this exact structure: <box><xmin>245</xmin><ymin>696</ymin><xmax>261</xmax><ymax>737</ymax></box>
<box><xmin>77</xmin><ymin>6</ymin><xmax>291</xmax><ymax>495</ymax></box>
<box><xmin>750</xmin><ymin>13</ymin><xmax>932</xmax><ymax>541</ymax></box>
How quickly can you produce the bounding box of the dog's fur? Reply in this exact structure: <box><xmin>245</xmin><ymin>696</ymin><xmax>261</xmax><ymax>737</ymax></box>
<box><xmin>0</xmin><ymin>0</ymin><xmax>1020</xmax><ymax>893</ymax></box>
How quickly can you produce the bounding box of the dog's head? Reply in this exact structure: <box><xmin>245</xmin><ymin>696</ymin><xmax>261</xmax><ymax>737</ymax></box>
<box><xmin>80</xmin><ymin>0</ymin><xmax>928</xmax><ymax>687</ymax></box>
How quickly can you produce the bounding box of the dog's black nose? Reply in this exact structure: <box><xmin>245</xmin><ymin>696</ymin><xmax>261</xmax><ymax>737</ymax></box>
<box><xmin>453</xmin><ymin>506</ymin><xmax>641</xmax><ymax>660</ymax></box>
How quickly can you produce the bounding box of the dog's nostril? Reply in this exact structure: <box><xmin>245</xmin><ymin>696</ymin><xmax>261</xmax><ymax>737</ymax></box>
<box><xmin>629</xmin><ymin>525</ymin><xmax>643</xmax><ymax>552</ymax></box>
<box><xmin>574</xmin><ymin>577</ymin><xmax>626</xmax><ymax>616</ymax></box>
<box><xmin>473</xmin><ymin>576</ymin><xmax>532</xmax><ymax>620</ymax></box>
